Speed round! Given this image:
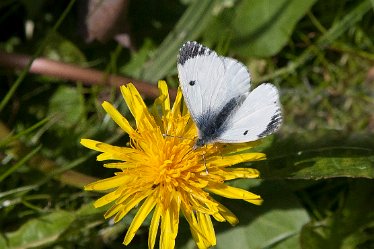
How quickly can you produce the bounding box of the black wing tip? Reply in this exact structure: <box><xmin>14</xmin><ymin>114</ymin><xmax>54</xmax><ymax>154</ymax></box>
<box><xmin>257</xmin><ymin>111</ymin><xmax>283</xmax><ymax>138</ymax></box>
<box><xmin>178</xmin><ymin>41</ymin><xmax>212</xmax><ymax>65</ymax></box>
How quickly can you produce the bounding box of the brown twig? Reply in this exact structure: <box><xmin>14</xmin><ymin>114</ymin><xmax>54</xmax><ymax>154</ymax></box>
<box><xmin>0</xmin><ymin>51</ymin><xmax>177</xmax><ymax>99</ymax></box>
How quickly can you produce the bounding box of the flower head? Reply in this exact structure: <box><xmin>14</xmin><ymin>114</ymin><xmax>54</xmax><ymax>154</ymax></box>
<box><xmin>81</xmin><ymin>81</ymin><xmax>265</xmax><ymax>249</ymax></box>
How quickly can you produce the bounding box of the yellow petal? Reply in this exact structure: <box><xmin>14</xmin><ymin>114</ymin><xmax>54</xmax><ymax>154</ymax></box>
<box><xmin>211</xmin><ymin>211</ymin><xmax>226</xmax><ymax>222</ymax></box>
<box><xmin>216</xmin><ymin>203</ymin><xmax>239</xmax><ymax>225</ymax></box>
<box><xmin>120</xmin><ymin>84</ymin><xmax>146</xmax><ymax>116</ymax></box>
<box><xmin>86</xmin><ymin>142</ymin><xmax>137</xmax><ymax>162</ymax></box>
<box><xmin>206</xmin><ymin>183</ymin><xmax>263</xmax><ymax>205</ymax></box>
<box><xmin>121</xmin><ymin>84</ymin><xmax>156</xmax><ymax>130</ymax></box>
<box><xmin>209</xmin><ymin>152</ymin><xmax>266</xmax><ymax>167</ymax></box>
<box><xmin>221</xmin><ymin>168</ymin><xmax>260</xmax><ymax>180</ymax></box>
<box><xmin>191</xmin><ymin>228</ymin><xmax>208</xmax><ymax>249</ymax></box>
<box><xmin>149</xmin><ymin>203</ymin><xmax>162</xmax><ymax>249</ymax></box>
<box><xmin>197</xmin><ymin>212</ymin><xmax>216</xmax><ymax>246</ymax></box>
<box><xmin>171</xmin><ymin>87</ymin><xmax>183</xmax><ymax>118</ymax></box>
<box><xmin>80</xmin><ymin>138</ymin><xmax>103</xmax><ymax>151</ymax></box>
<box><xmin>103</xmin><ymin>162</ymin><xmax>136</xmax><ymax>169</ymax></box>
<box><xmin>93</xmin><ymin>190</ymin><xmax>121</xmax><ymax>207</ymax></box>
<box><xmin>182</xmin><ymin>209</ymin><xmax>210</xmax><ymax>249</ymax></box>
<box><xmin>220</xmin><ymin>140</ymin><xmax>262</xmax><ymax>154</ymax></box>
<box><xmin>103</xmin><ymin>203</ymin><xmax>123</xmax><ymax>219</ymax></box>
<box><xmin>157</xmin><ymin>80</ymin><xmax>170</xmax><ymax>115</ymax></box>
<box><xmin>97</xmin><ymin>153</ymin><xmax>125</xmax><ymax>161</ymax></box>
<box><xmin>105</xmin><ymin>191</ymin><xmax>150</xmax><ymax>221</ymax></box>
<box><xmin>152</xmin><ymin>81</ymin><xmax>170</xmax><ymax>130</ymax></box>
<box><xmin>160</xmin><ymin>196</ymin><xmax>180</xmax><ymax>249</ymax></box>
<box><xmin>123</xmin><ymin>191</ymin><xmax>157</xmax><ymax>245</ymax></box>
<box><xmin>84</xmin><ymin>175</ymin><xmax>129</xmax><ymax>191</ymax></box>
<box><xmin>102</xmin><ymin>101</ymin><xmax>135</xmax><ymax>135</ymax></box>
<box><xmin>95</xmin><ymin>142</ymin><xmax>134</xmax><ymax>154</ymax></box>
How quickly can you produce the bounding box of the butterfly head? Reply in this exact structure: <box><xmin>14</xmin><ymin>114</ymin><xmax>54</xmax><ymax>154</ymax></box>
<box><xmin>193</xmin><ymin>138</ymin><xmax>206</xmax><ymax>150</ymax></box>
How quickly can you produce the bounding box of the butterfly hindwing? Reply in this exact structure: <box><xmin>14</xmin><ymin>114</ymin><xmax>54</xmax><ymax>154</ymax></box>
<box><xmin>216</xmin><ymin>83</ymin><xmax>282</xmax><ymax>143</ymax></box>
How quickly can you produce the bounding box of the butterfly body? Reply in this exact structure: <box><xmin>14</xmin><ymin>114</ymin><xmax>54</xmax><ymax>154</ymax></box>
<box><xmin>177</xmin><ymin>41</ymin><xmax>282</xmax><ymax>148</ymax></box>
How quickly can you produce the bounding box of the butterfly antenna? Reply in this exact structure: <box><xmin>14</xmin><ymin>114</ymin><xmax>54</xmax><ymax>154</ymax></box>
<box><xmin>163</xmin><ymin>133</ymin><xmax>194</xmax><ymax>141</ymax></box>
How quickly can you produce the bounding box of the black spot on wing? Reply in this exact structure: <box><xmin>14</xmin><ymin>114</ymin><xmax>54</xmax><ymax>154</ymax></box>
<box><xmin>258</xmin><ymin>111</ymin><xmax>282</xmax><ymax>138</ymax></box>
<box><xmin>178</xmin><ymin>41</ymin><xmax>212</xmax><ymax>65</ymax></box>
<box><xmin>189</xmin><ymin>80</ymin><xmax>196</xmax><ymax>86</ymax></box>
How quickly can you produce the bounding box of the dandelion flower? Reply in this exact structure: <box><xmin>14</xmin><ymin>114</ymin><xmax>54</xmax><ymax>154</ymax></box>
<box><xmin>81</xmin><ymin>81</ymin><xmax>265</xmax><ymax>249</ymax></box>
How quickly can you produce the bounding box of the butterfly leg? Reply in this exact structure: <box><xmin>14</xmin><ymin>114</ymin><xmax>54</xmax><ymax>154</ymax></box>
<box><xmin>203</xmin><ymin>145</ymin><xmax>209</xmax><ymax>174</ymax></box>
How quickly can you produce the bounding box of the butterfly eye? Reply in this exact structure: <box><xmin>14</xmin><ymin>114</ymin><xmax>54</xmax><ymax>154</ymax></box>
<box><xmin>243</xmin><ymin>130</ymin><xmax>248</xmax><ymax>135</ymax></box>
<box><xmin>189</xmin><ymin>80</ymin><xmax>196</xmax><ymax>86</ymax></box>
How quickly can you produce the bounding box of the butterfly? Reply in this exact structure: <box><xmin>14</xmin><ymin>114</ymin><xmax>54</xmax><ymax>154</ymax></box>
<box><xmin>177</xmin><ymin>41</ymin><xmax>282</xmax><ymax>148</ymax></box>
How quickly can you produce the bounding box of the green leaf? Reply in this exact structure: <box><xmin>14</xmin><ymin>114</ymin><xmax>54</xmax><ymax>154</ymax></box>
<box><xmin>0</xmin><ymin>145</ymin><xmax>41</xmax><ymax>182</ymax></box>
<box><xmin>215</xmin><ymin>181</ymin><xmax>309</xmax><ymax>249</ymax></box>
<box><xmin>140</xmin><ymin>0</ymin><xmax>218</xmax><ymax>82</ymax></box>
<box><xmin>0</xmin><ymin>0</ymin><xmax>76</xmax><ymax>113</ymax></box>
<box><xmin>300</xmin><ymin>180</ymin><xmax>374</xmax><ymax>249</ymax></box>
<box><xmin>251</xmin><ymin>147</ymin><xmax>374</xmax><ymax>180</ymax></box>
<box><xmin>76</xmin><ymin>201</ymin><xmax>109</xmax><ymax>217</ymax></box>
<box><xmin>232</xmin><ymin>0</ymin><xmax>316</xmax><ymax>56</ymax></box>
<box><xmin>0</xmin><ymin>211</ymin><xmax>75</xmax><ymax>249</ymax></box>
<box><xmin>0</xmin><ymin>117</ymin><xmax>49</xmax><ymax>148</ymax></box>
<box><xmin>256</xmin><ymin>0</ymin><xmax>372</xmax><ymax>82</ymax></box>
<box><xmin>48</xmin><ymin>86</ymin><xmax>84</xmax><ymax>129</ymax></box>
<box><xmin>204</xmin><ymin>0</ymin><xmax>316</xmax><ymax>57</ymax></box>
<box><xmin>272</xmin><ymin>234</ymin><xmax>301</xmax><ymax>249</ymax></box>
<box><xmin>177</xmin><ymin>181</ymin><xmax>309</xmax><ymax>249</ymax></box>
<box><xmin>121</xmin><ymin>39</ymin><xmax>155</xmax><ymax>79</ymax></box>
<box><xmin>42</xmin><ymin>31</ymin><xmax>86</xmax><ymax>64</ymax></box>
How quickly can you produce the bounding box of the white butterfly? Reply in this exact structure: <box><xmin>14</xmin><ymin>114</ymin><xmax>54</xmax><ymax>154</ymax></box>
<box><xmin>177</xmin><ymin>41</ymin><xmax>282</xmax><ymax>148</ymax></box>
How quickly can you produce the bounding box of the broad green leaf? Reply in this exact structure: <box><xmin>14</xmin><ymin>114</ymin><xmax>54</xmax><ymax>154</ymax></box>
<box><xmin>204</xmin><ymin>0</ymin><xmax>316</xmax><ymax>57</ymax></box>
<box><xmin>48</xmin><ymin>86</ymin><xmax>84</xmax><ymax>129</ymax></box>
<box><xmin>177</xmin><ymin>181</ymin><xmax>309</xmax><ymax>249</ymax></box>
<box><xmin>43</xmin><ymin>31</ymin><xmax>86</xmax><ymax>64</ymax></box>
<box><xmin>231</xmin><ymin>0</ymin><xmax>316</xmax><ymax>56</ymax></box>
<box><xmin>214</xmin><ymin>181</ymin><xmax>309</xmax><ymax>249</ymax></box>
<box><xmin>250</xmin><ymin>147</ymin><xmax>374</xmax><ymax>179</ymax></box>
<box><xmin>0</xmin><ymin>211</ymin><xmax>75</xmax><ymax>249</ymax></box>
<box><xmin>300</xmin><ymin>222</ymin><xmax>327</xmax><ymax>249</ymax></box>
<box><xmin>215</xmin><ymin>208</ymin><xmax>308</xmax><ymax>249</ymax></box>
<box><xmin>272</xmin><ymin>234</ymin><xmax>301</xmax><ymax>249</ymax></box>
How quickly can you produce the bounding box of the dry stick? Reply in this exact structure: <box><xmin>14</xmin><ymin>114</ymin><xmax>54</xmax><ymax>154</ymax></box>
<box><xmin>0</xmin><ymin>51</ymin><xmax>177</xmax><ymax>99</ymax></box>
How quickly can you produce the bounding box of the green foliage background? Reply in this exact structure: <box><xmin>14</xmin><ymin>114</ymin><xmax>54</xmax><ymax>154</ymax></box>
<box><xmin>0</xmin><ymin>0</ymin><xmax>373</xmax><ymax>248</ymax></box>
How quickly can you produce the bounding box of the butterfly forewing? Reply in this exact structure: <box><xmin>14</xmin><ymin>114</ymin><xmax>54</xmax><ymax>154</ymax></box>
<box><xmin>177</xmin><ymin>41</ymin><xmax>250</xmax><ymax>128</ymax></box>
<box><xmin>177</xmin><ymin>41</ymin><xmax>282</xmax><ymax>146</ymax></box>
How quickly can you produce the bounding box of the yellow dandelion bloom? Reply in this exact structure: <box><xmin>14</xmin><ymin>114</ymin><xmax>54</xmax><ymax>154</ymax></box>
<box><xmin>81</xmin><ymin>81</ymin><xmax>265</xmax><ymax>249</ymax></box>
